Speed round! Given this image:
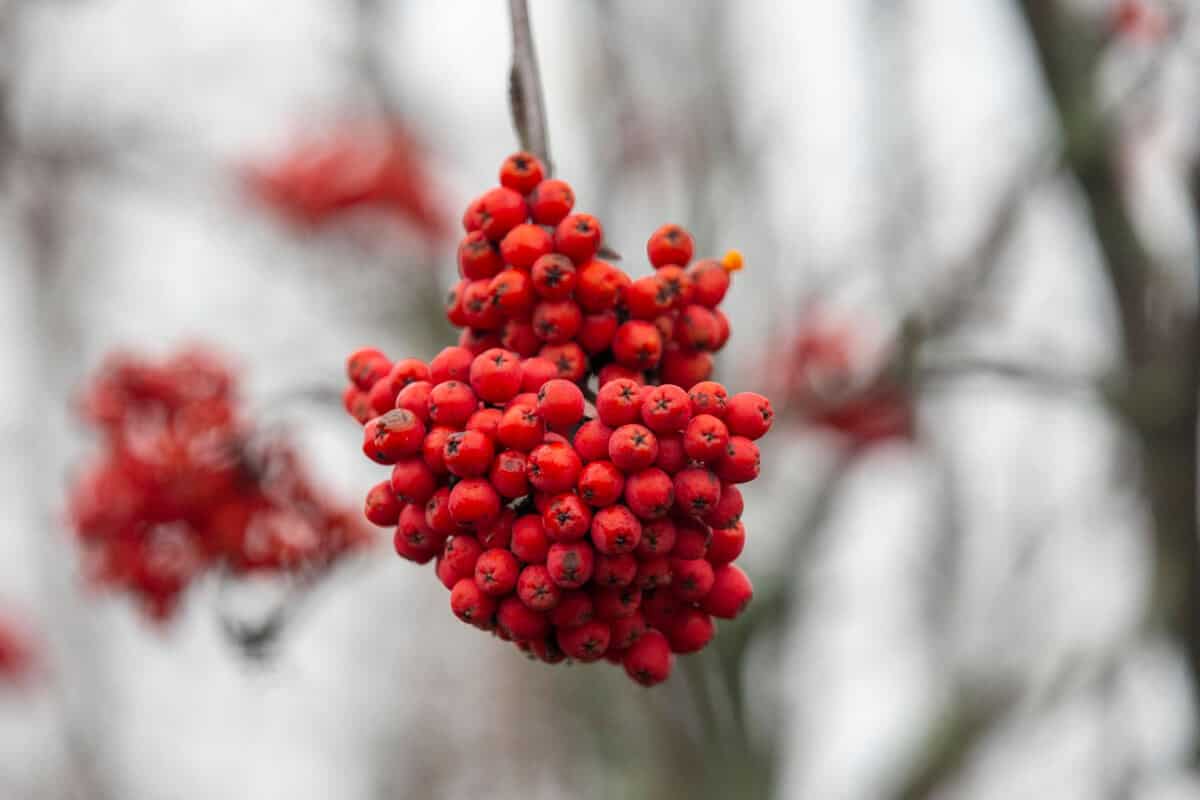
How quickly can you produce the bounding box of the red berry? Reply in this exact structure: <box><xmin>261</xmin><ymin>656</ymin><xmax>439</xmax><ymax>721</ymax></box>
<box><xmin>590</xmin><ymin>504</ymin><xmax>642</xmax><ymax>555</ymax></box>
<box><xmin>451</xmin><ymin>578</ymin><xmax>497</xmax><ymax>627</ymax></box>
<box><xmin>637</xmin><ymin>518</ymin><xmax>677</xmax><ymax>557</ymax></box>
<box><xmin>575</xmin><ymin>259</ymin><xmax>624</xmax><ymax>312</ymax></box>
<box><xmin>667</xmin><ymin>608</ymin><xmax>714</xmax><ymax>653</ymax></box>
<box><xmin>510</xmin><ymin>514</ymin><xmax>550</xmax><ymax>563</ymax></box>
<box><xmin>500</xmin><ymin>223</ymin><xmax>553</xmax><ymax>269</ymax></box>
<box><xmin>474</xmin><ymin>548</ymin><xmax>520</xmax><ymax>596</ymax></box>
<box><xmin>598</xmin><ymin>364</ymin><xmax>643</xmax><ymax>387</ymax></box>
<box><xmin>532</xmin><ymin>300</ymin><xmax>583</xmax><ymax>345</ymax></box>
<box><xmin>496</xmin><ymin>404</ymin><xmax>545</xmax><ymax>452</ymax></box>
<box><xmin>424</xmin><ymin>487</ymin><xmax>456</xmax><ymax>537</ymax></box>
<box><xmin>612</xmin><ymin>321</ymin><xmax>663</xmax><ymax>371</ymax></box>
<box><xmin>688</xmin><ymin>381</ymin><xmax>729</xmax><ymax>418</ymax></box>
<box><xmin>466</xmin><ymin>407</ymin><xmax>503</xmax><ymax>438</ymax></box>
<box><xmin>724</xmin><ymin>392</ymin><xmax>774</xmax><ymax>440</ymax></box>
<box><xmin>623</xmin><ymin>468</ymin><xmax>675</xmax><ymax>520</ymax></box>
<box><xmin>640</xmin><ymin>385</ymin><xmax>692</xmax><ymax>433</ymax></box>
<box><xmin>577</xmin><ymin>460</ymin><xmax>625</xmax><ymax>507</ymax></box>
<box><xmin>622</xmin><ymin>275</ymin><xmax>673</xmax><ymax>321</ymax></box>
<box><xmin>671</xmin><ymin>557</ymin><xmax>715</xmax><ymax>602</ymax></box>
<box><xmin>550</xmin><ymin>590</ymin><xmax>593</xmax><ymax>627</ymax></box>
<box><xmin>487</xmin><ymin>269</ymin><xmax>535</xmax><ymax>318</ymax></box>
<box><xmin>647</xmin><ymin>224</ymin><xmax>694</xmax><ymax>268</ymax></box>
<box><xmin>642</xmin><ymin>587</ymin><xmax>682</xmax><ymax>629</ymax></box>
<box><xmin>364</xmin><ymin>481</ymin><xmax>401</xmax><ymax>526</ymax></box>
<box><xmin>557</xmin><ymin>620</ymin><xmax>611</xmax><ymax>662</ymax></box>
<box><xmin>655</xmin><ymin>265</ymin><xmax>694</xmax><ymax>308</ymax></box>
<box><xmin>501</xmin><ymin>319</ymin><xmax>541</xmax><ymax>357</ymax></box>
<box><xmin>363</xmin><ymin>409</ymin><xmax>425</xmax><ymax>464</ymax></box>
<box><xmin>530</xmin><ymin>253</ymin><xmax>577</xmax><ymax>300</ymax></box>
<box><xmin>712</xmin><ymin>309</ymin><xmax>731</xmax><ymax>350</ymax></box>
<box><xmin>538</xmin><ymin>342</ymin><xmax>588</xmax><ymax>382</ymax></box>
<box><xmin>572</xmin><ymin>310</ymin><xmax>616</xmax><ymax>355</ymax></box>
<box><xmin>447</xmin><ymin>478</ymin><xmax>501</xmax><ymax>530</ymax></box>
<box><xmin>673</xmin><ymin>468</ymin><xmax>721</xmax><ymax>517</ymax></box>
<box><xmin>706</xmin><ymin>521</ymin><xmax>745</xmax><ymax>565</ymax></box>
<box><xmin>702</xmin><ymin>564</ymin><xmax>753</xmax><ymax>618</ymax></box>
<box><xmin>572</xmin><ymin>420</ymin><xmax>614</xmax><ymax>463</ymax></box>
<box><xmin>490</xmin><ymin>449</ymin><xmax>530</xmax><ymax>498</ymax></box>
<box><xmin>395</xmin><ymin>380</ymin><xmax>433</xmax><ymax>422</ymax></box>
<box><xmin>527</xmin><ymin>441</ymin><xmax>583</xmax><ymax>493</ymax></box>
<box><xmin>478</xmin><ymin>508</ymin><xmax>515</xmax><ymax>550</ymax></box>
<box><xmin>468</xmin><ymin>348</ymin><xmax>522</xmax><ymax>404</ymax></box>
<box><xmin>395</xmin><ymin>528</ymin><xmax>438</xmax><ymax>564</ymax></box>
<box><xmin>608</xmin><ymin>424</ymin><xmax>658</xmax><ymax>472</ymax></box>
<box><xmin>427</xmin><ymin>381</ymin><xmax>477</xmax><ymax>427</ymax></box>
<box><xmin>593</xmin><ymin>552</ymin><xmax>638</xmax><ymax>587</ymax></box>
<box><xmin>443</xmin><ymin>430</ymin><xmax>495</xmax><ymax>477</ymax></box>
<box><xmin>686</xmin><ymin>259</ymin><xmax>731</xmax><ymax>308</ymax></box>
<box><xmin>461</xmin><ymin>279</ymin><xmax>503</xmax><ymax>330</ymax></box>
<box><xmin>596</xmin><ymin>378</ymin><xmax>643</xmax><ymax>427</ymax></box>
<box><xmin>445</xmin><ymin>280</ymin><xmax>470</xmax><ymax>327</ymax></box>
<box><xmin>462</xmin><ymin>195</ymin><xmax>486</xmax><ymax>233</ymax></box>
<box><xmin>547</xmin><ymin>541</ymin><xmax>595</xmax><ymax>589</ymax></box>
<box><xmin>440</xmin><ymin>535</ymin><xmax>483</xmax><ymax>588</ymax></box>
<box><xmin>676</xmin><ymin>305</ymin><xmax>720</xmax><ymax>350</ymax></box>
<box><xmin>499</xmin><ymin>152</ymin><xmax>545</xmax><ymax>194</ymax></box>
<box><xmin>623</xmin><ymin>629</ymin><xmax>673</xmax><ymax>686</ymax></box>
<box><xmin>672</xmin><ymin>519</ymin><xmax>710</xmax><ymax>559</ymax></box>
<box><xmin>653</xmin><ymin>433</ymin><xmax>688</xmax><ymax>474</ymax></box>
<box><xmin>702</xmin><ymin>484</ymin><xmax>744</xmax><ymax>529</ymax></box>
<box><xmin>346</xmin><ymin>347</ymin><xmax>390</xmax><ymax>391</ymax></box>
<box><xmin>496</xmin><ymin>596</ymin><xmax>549</xmax><ymax>641</ymax></box>
<box><xmin>421</xmin><ymin>426</ymin><xmax>454</xmax><ymax>475</ymax></box>
<box><xmin>478</xmin><ymin>186</ymin><xmax>527</xmax><ymax>241</ymax></box>
<box><xmin>554</xmin><ymin>213</ymin><xmax>603</xmax><ymax>263</ymax></box>
<box><xmin>609</xmin><ymin>611</ymin><xmax>647</xmax><ymax>650</ymax></box>
<box><xmin>430</xmin><ymin>346</ymin><xmax>474</xmax><ymax>384</ymax></box>
<box><xmin>536</xmin><ymin>378</ymin><xmax>585</xmax><ymax>430</ymax></box>
<box><xmin>543</xmin><ymin>493</ymin><xmax>592</xmax><ymax>542</ymax></box>
<box><xmin>366</xmin><ymin>376</ymin><xmax>400</xmax><ymax>415</ymax></box>
<box><xmin>636</xmin><ymin>556</ymin><xmax>672</xmax><ymax>590</ymax></box>
<box><xmin>659</xmin><ymin>345</ymin><xmax>713</xmax><ymax>389</ymax></box>
<box><xmin>343</xmin><ymin>386</ymin><xmax>374</xmax><ymax>425</ymax></box>
<box><xmin>528</xmin><ymin>178</ymin><xmax>575</xmax><ymax>225</ymax></box>
<box><xmin>458</xmin><ymin>230</ymin><xmax>503</xmax><ymax>280</ymax></box>
<box><xmin>390</xmin><ymin>457</ymin><xmax>437</xmax><ymax>504</ymax></box>
<box><xmin>592</xmin><ymin>585</ymin><xmax>641</xmax><ymax>620</ymax></box>
<box><xmin>716</xmin><ymin>436</ymin><xmax>760</xmax><ymax>484</ymax></box>
<box><xmin>517</xmin><ymin>564</ymin><xmax>561</xmax><ymax>611</ymax></box>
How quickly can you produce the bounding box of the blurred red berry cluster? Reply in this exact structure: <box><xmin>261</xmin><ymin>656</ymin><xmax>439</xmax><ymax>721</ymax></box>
<box><xmin>0</xmin><ymin>613</ymin><xmax>37</xmax><ymax>685</ymax></box>
<box><xmin>245</xmin><ymin>122</ymin><xmax>448</xmax><ymax>239</ymax></box>
<box><xmin>342</xmin><ymin>152</ymin><xmax>765</xmax><ymax>686</ymax></box>
<box><xmin>69</xmin><ymin>348</ymin><xmax>369</xmax><ymax>622</ymax></box>
<box><xmin>1110</xmin><ymin>0</ymin><xmax>1169</xmax><ymax>42</ymax></box>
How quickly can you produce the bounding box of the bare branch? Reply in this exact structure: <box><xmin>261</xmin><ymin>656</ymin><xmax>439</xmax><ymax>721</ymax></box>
<box><xmin>508</xmin><ymin>0</ymin><xmax>551</xmax><ymax>171</ymax></box>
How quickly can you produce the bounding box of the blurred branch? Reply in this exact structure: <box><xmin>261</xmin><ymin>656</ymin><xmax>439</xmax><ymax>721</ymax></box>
<box><xmin>507</xmin><ymin>0</ymin><xmax>551</xmax><ymax>171</ymax></box>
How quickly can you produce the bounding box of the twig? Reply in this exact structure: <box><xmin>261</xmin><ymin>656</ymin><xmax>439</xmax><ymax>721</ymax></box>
<box><xmin>507</xmin><ymin>0</ymin><xmax>551</xmax><ymax>171</ymax></box>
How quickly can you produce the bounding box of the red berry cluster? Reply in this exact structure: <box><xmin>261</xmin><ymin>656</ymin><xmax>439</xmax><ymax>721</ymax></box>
<box><xmin>245</xmin><ymin>122</ymin><xmax>447</xmax><ymax>239</ymax></box>
<box><xmin>0</xmin><ymin>613</ymin><xmax>36</xmax><ymax>685</ymax></box>
<box><xmin>343</xmin><ymin>152</ymin><xmax>770</xmax><ymax>686</ymax></box>
<box><xmin>69</xmin><ymin>349</ymin><xmax>370</xmax><ymax>622</ymax></box>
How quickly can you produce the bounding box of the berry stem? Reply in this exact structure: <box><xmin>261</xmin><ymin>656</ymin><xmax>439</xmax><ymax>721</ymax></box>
<box><xmin>507</xmin><ymin>0</ymin><xmax>552</xmax><ymax>173</ymax></box>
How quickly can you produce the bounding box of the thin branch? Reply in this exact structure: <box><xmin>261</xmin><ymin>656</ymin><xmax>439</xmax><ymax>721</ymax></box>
<box><xmin>507</xmin><ymin>0</ymin><xmax>551</xmax><ymax>171</ymax></box>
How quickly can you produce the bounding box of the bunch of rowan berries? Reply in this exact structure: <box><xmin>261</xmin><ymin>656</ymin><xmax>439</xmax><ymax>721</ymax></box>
<box><xmin>343</xmin><ymin>152</ymin><xmax>769</xmax><ymax>686</ymax></box>
<box><xmin>69</xmin><ymin>349</ymin><xmax>369</xmax><ymax>622</ymax></box>
<box><xmin>0</xmin><ymin>613</ymin><xmax>37</xmax><ymax>685</ymax></box>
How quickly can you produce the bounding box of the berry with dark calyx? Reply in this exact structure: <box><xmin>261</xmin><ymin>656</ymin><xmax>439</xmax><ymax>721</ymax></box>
<box><xmin>596</xmin><ymin>378</ymin><xmax>643</xmax><ymax>427</ymax></box>
<box><xmin>592</xmin><ymin>585</ymin><xmax>641</xmax><ymax>620</ymax></box>
<box><xmin>647</xmin><ymin>224</ymin><xmax>695</xmax><ymax>268</ymax></box>
<box><xmin>531</xmin><ymin>253</ymin><xmax>577</xmax><ymax>300</ymax></box>
<box><xmin>686</xmin><ymin>258</ymin><xmax>731</xmax><ymax>308</ymax></box>
<box><xmin>702</xmin><ymin>484</ymin><xmax>744</xmax><ymax>529</ymax></box>
<box><xmin>575</xmin><ymin>259</ymin><xmax>624</xmax><ymax>312</ymax></box>
<box><xmin>538</xmin><ymin>342</ymin><xmax>588</xmax><ymax>382</ymax></box>
<box><xmin>608</xmin><ymin>424</ymin><xmax>658</xmax><ymax>472</ymax></box>
<box><xmin>399</xmin><ymin>502</ymin><xmax>445</xmax><ymax>552</ymax></box>
<box><xmin>724</xmin><ymin>392</ymin><xmax>774</xmax><ymax>440</ymax></box>
<box><xmin>497</xmin><ymin>596</ymin><xmax>549</xmax><ymax>641</ymax></box>
<box><xmin>673</xmin><ymin>468</ymin><xmax>721</xmax><ymax>517</ymax></box>
<box><xmin>577</xmin><ymin>460</ymin><xmax>625</xmax><ymax>507</ymax></box>
<box><xmin>636</xmin><ymin>556</ymin><xmax>672</xmax><ymax>590</ymax></box>
<box><xmin>478</xmin><ymin>186</ymin><xmax>527</xmax><ymax>241</ymax></box>
<box><xmin>528</xmin><ymin>178</ymin><xmax>575</xmax><ymax>225</ymax></box>
<box><xmin>447</xmin><ymin>478</ymin><xmax>501</xmax><ymax>530</ymax></box>
<box><xmin>547</xmin><ymin>541</ymin><xmax>595</xmax><ymax>589</ymax></box>
<box><xmin>427</xmin><ymin>381</ymin><xmax>477</xmax><ymax>428</ymax></box>
<box><xmin>364</xmin><ymin>481</ymin><xmax>402</xmax><ymax>526</ymax></box>
<box><xmin>609</xmin><ymin>611</ymin><xmax>647</xmax><ymax>650</ymax></box>
<box><xmin>497</xmin><ymin>404</ymin><xmax>545</xmax><ymax>452</ymax></box>
<box><xmin>474</xmin><ymin>548</ymin><xmax>520</xmax><ymax>596</ymax></box>
<box><xmin>622</xmin><ymin>275</ymin><xmax>673</xmax><ymax>321</ymax></box>
<box><xmin>527</xmin><ymin>441</ymin><xmax>583</xmax><ymax>493</ymax></box>
<box><xmin>554</xmin><ymin>213</ymin><xmax>603</xmax><ymax>263</ymax></box>
<box><xmin>543</xmin><ymin>493</ymin><xmax>592</xmax><ymax>542</ymax></box>
<box><xmin>557</xmin><ymin>620</ymin><xmax>611</xmax><ymax>662</ymax></box>
<box><xmin>532</xmin><ymin>300</ymin><xmax>583</xmax><ymax>345</ymax></box>
<box><xmin>683</xmin><ymin>414</ymin><xmax>729</xmax><ymax>463</ymax></box>
<box><xmin>451</xmin><ymin>578</ymin><xmax>497</xmax><ymax>627</ymax></box>
<box><xmin>395</xmin><ymin>529</ymin><xmax>439</xmax><ymax>564</ymax></box>
<box><xmin>590</xmin><ymin>505</ymin><xmax>642</xmax><ymax>555</ymax></box>
<box><xmin>443</xmin><ymin>430</ymin><xmax>495</xmax><ymax>478</ymax></box>
<box><xmin>499</xmin><ymin>151</ymin><xmax>545</xmax><ymax>194</ymax></box>
<box><xmin>637</xmin><ymin>518</ymin><xmax>677</xmax><ymax>558</ymax></box>
<box><xmin>640</xmin><ymin>385</ymin><xmax>692</xmax><ymax>433</ymax></box>
<box><xmin>468</xmin><ymin>348</ymin><xmax>522</xmax><ymax>404</ymax></box>
<box><xmin>688</xmin><ymin>381</ymin><xmax>728</xmax><ymax>418</ymax></box>
<box><xmin>624</xmin><ymin>468</ymin><xmax>675</xmax><ymax>520</ymax></box>
<box><xmin>347</xmin><ymin>348</ymin><xmax>391</xmax><ymax>391</ymax></box>
<box><xmin>716</xmin><ymin>436</ymin><xmax>761</xmax><ymax>484</ymax></box>
<box><xmin>489</xmin><ymin>450</ymin><xmax>530</xmax><ymax>499</ymax></box>
<box><xmin>593</xmin><ymin>552</ymin><xmax>638</xmax><ymax>587</ymax></box>
<box><xmin>623</xmin><ymin>629</ymin><xmax>673</xmax><ymax>686</ymax></box>
<box><xmin>488</xmin><ymin>269</ymin><xmax>536</xmax><ymax>319</ymax></box>
<box><xmin>440</xmin><ymin>535</ymin><xmax>484</xmax><ymax>589</ymax></box>
<box><xmin>671</xmin><ymin>557</ymin><xmax>715</xmax><ymax>602</ymax></box>
<box><xmin>424</xmin><ymin>487</ymin><xmax>456</xmax><ymax>537</ymax></box>
<box><xmin>458</xmin><ymin>230</ymin><xmax>503</xmax><ymax>280</ymax></box>
<box><xmin>612</xmin><ymin>321</ymin><xmax>663</xmax><ymax>371</ymax></box>
<box><xmin>667</xmin><ymin>609</ymin><xmax>714</xmax><ymax>653</ymax></box>
<box><xmin>702</xmin><ymin>564</ymin><xmax>753</xmax><ymax>619</ymax></box>
<box><xmin>461</xmin><ymin>279</ymin><xmax>504</xmax><ymax>331</ymax></box>
<box><xmin>655</xmin><ymin>265</ymin><xmax>694</xmax><ymax>308</ymax></box>
<box><xmin>430</xmin><ymin>346</ymin><xmax>474</xmax><ymax>384</ymax></box>
<box><xmin>676</xmin><ymin>305</ymin><xmax>720</xmax><ymax>350</ymax></box>
<box><xmin>517</xmin><ymin>564</ymin><xmax>561</xmax><ymax>611</ymax></box>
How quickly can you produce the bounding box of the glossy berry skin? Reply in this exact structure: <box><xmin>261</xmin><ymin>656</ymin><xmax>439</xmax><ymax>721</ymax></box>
<box><xmin>668</xmin><ymin>609</ymin><xmax>714</xmax><ymax>653</ymax></box>
<box><xmin>702</xmin><ymin>564</ymin><xmax>753</xmax><ymax>618</ymax></box>
<box><xmin>514</xmin><ymin>357</ymin><xmax>556</xmax><ymax>393</ymax></box>
<box><xmin>673</xmin><ymin>468</ymin><xmax>722</xmax><ymax>517</ymax></box>
<box><xmin>530</xmin><ymin>253</ymin><xmax>576</xmax><ymax>299</ymax></box>
<box><xmin>623</xmin><ymin>629</ymin><xmax>673</xmax><ymax>686</ymax></box>
<box><xmin>448</xmin><ymin>478</ymin><xmax>501</xmax><ymax>530</ymax></box>
<box><xmin>469</xmin><ymin>348</ymin><xmax>523</xmax><ymax>404</ymax></box>
<box><xmin>517</xmin><ymin>564</ymin><xmax>561</xmax><ymax>611</ymax></box>
<box><xmin>364</xmin><ymin>481</ymin><xmax>401</xmax><ymax>526</ymax></box>
<box><xmin>461</xmin><ymin>280</ymin><xmax>503</xmax><ymax>330</ymax></box>
<box><xmin>623</xmin><ymin>275</ymin><xmax>673</xmax><ymax>321</ymax></box>
<box><xmin>608</xmin><ymin>424</ymin><xmax>659</xmax><ymax>472</ymax></box>
<box><xmin>441</xmin><ymin>535</ymin><xmax>484</xmax><ymax>588</ymax></box>
<box><xmin>499</xmin><ymin>151</ymin><xmax>545</xmax><ymax>194</ymax></box>
<box><xmin>543</xmin><ymin>493</ymin><xmax>592</xmax><ymax>543</ymax></box>
<box><xmin>532</xmin><ymin>300</ymin><xmax>583</xmax><ymax>345</ymax></box>
<box><xmin>576</xmin><ymin>310</ymin><xmax>618</xmax><ymax>355</ymax></box>
<box><xmin>572</xmin><ymin>420</ymin><xmax>614</xmax><ymax>463</ymax></box>
<box><xmin>501</xmin><ymin>319</ymin><xmax>541</xmax><ymax>357</ymax></box>
<box><xmin>686</xmin><ymin>259</ymin><xmax>731</xmax><ymax>308</ymax></box>
<box><xmin>547</xmin><ymin>541</ymin><xmax>595</xmax><ymax>589</ymax></box>
<box><xmin>510</xmin><ymin>514</ymin><xmax>550</xmax><ymax>563</ymax></box>
<box><xmin>466</xmin><ymin>408</ymin><xmax>503</xmax><ymax>439</ymax></box>
<box><xmin>450</xmin><ymin>578</ymin><xmax>497</xmax><ymax>627</ymax></box>
<box><xmin>676</xmin><ymin>305</ymin><xmax>721</xmax><ymax>350</ymax></box>
<box><xmin>427</xmin><ymin>381</ymin><xmax>477</xmax><ymax>428</ymax></box>
<box><xmin>557</xmin><ymin>620</ymin><xmax>611</xmax><ymax>662</ymax></box>
<box><xmin>640</xmin><ymin>385</ymin><xmax>692</xmax><ymax>433</ymax></box>
<box><xmin>501</xmin><ymin>224</ymin><xmax>554</xmax><ymax>269</ymax></box>
<box><xmin>489</xmin><ymin>450</ymin><xmax>529</xmax><ymax>499</ymax></box>
<box><xmin>488</xmin><ymin>269</ymin><xmax>536</xmax><ymax>318</ymax></box>
<box><xmin>596</xmin><ymin>378</ymin><xmax>643</xmax><ymax>427</ymax></box>
<box><xmin>706</xmin><ymin>521</ymin><xmax>746</xmax><ymax>565</ymax></box>
<box><xmin>497</xmin><ymin>596</ymin><xmax>549</xmax><ymax>641</ymax></box>
<box><xmin>590</xmin><ymin>505</ymin><xmax>642</xmax><ymax>555</ymax></box>
<box><xmin>443</xmin><ymin>430</ymin><xmax>495</xmax><ymax>478</ymax></box>
<box><xmin>624</xmin><ymin>468</ymin><xmax>675</xmax><ymax>520</ymax></box>
<box><xmin>716</xmin><ymin>436</ymin><xmax>761</xmax><ymax>484</ymax></box>
<box><xmin>395</xmin><ymin>529</ymin><xmax>438</xmax><ymax>564</ymax></box>
<box><xmin>554</xmin><ymin>213</ymin><xmax>603</xmax><ymax>263</ymax></box>
<box><xmin>528</xmin><ymin>178</ymin><xmax>575</xmax><ymax>225</ymax></box>
<box><xmin>660</xmin><ymin>346</ymin><xmax>713</xmax><ymax>390</ymax></box>
<box><xmin>424</xmin><ymin>487</ymin><xmax>456</xmax><ymax>537</ymax></box>
<box><xmin>527</xmin><ymin>441</ymin><xmax>583</xmax><ymax>494</ymax></box>
<box><xmin>429</xmin><ymin>346</ymin><xmax>474</xmax><ymax>385</ymax></box>
<box><xmin>538</xmin><ymin>342</ymin><xmax>588</xmax><ymax>383</ymax></box>
<box><xmin>474</xmin><ymin>548</ymin><xmax>520</xmax><ymax>596</ymax></box>
<box><xmin>536</xmin><ymin>378</ymin><xmax>585</xmax><ymax>430</ymax></box>
<box><xmin>363</xmin><ymin>409</ymin><xmax>425</xmax><ymax>464</ymax></box>
<box><xmin>647</xmin><ymin>224</ymin><xmax>695</xmax><ymax>268</ymax></box>
<box><xmin>575</xmin><ymin>260</ymin><xmax>624</xmax><ymax>312</ymax></box>
<box><xmin>458</xmin><ymin>231</ymin><xmax>503</xmax><ymax>282</ymax></box>
<box><xmin>683</xmin><ymin>415</ymin><xmax>728</xmax><ymax>463</ymax></box>
<box><xmin>724</xmin><ymin>392</ymin><xmax>774</xmax><ymax>440</ymax></box>
<box><xmin>688</xmin><ymin>381</ymin><xmax>728</xmax><ymax>418</ymax></box>
<box><xmin>477</xmin><ymin>186</ymin><xmax>527</xmax><ymax>240</ymax></box>
<box><xmin>703</xmin><ymin>484</ymin><xmax>744</xmax><ymax>529</ymax></box>
<box><xmin>395</xmin><ymin>381</ymin><xmax>434</xmax><ymax>422</ymax></box>
<box><xmin>577</xmin><ymin>460</ymin><xmax>625</xmax><ymax>507</ymax></box>
<box><xmin>390</xmin><ymin>458</ymin><xmax>437</xmax><ymax>505</ymax></box>
<box><xmin>496</xmin><ymin>404</ymin><xmax>544</xmax><ymax>452</ymax></box>
<box><xmin>671</xmin><ymin>557</ymin><xmax>715</xmax><ymax>602</ymax></box>
<box><xmin>612</xmin><ymin>321</ymin><xmax>664</xmax><ymax>371</ymax></box>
